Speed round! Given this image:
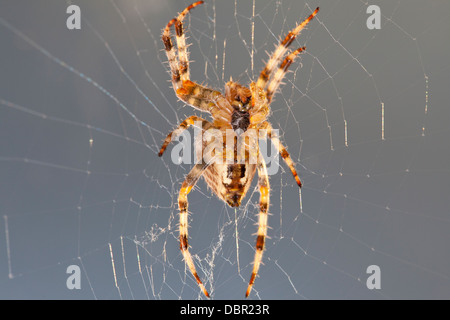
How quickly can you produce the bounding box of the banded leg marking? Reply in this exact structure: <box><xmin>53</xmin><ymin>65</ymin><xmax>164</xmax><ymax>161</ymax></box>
<box><xmin>246</xmin><ymin>154</ymin><xmax>270</xmax><ymax>298</ymax></box>
<box><xmin>178</xmin><ymin>161</ymin><xmax>210</xmax><ymax>298</ymax></box>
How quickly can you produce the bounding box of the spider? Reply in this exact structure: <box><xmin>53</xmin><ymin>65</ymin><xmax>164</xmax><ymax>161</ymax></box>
<box><xmin>158</xmin><ymin>1</ymin><xmax>319</xmax><ymax>298</ymax></box>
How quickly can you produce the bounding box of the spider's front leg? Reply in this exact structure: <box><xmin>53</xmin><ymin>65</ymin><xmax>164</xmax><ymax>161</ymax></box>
<box><xmin>178</xmin><ymin>161</ymin><xmax>211</xmax><ymax>298</ymax></box>
<box><xmin>162</xmin><ymin>1</ymin><xmax>233</xmax><ymax>121</ymax></box>
<box><xmin>256</xmin><ymin>7</ymin><xmax>319</xmax><ymax>103</ymax></box>
<box><xmin>162</xmin><ymin>1</ymin><xmax>204</xmax><ymax>90</ymax></box>
<box><xmin>246</xmin><ymin>153</ymin><xmax>270</xmax><ymax>298</ymax></box>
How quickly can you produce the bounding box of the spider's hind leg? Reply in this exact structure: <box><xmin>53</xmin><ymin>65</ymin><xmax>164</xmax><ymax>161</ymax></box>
<box><xmin>246</xmin><ymin>153</ymin><xmax>270</xmax><ymax>298</ymax></box>
<box><xmin>178</xmin><ymin>161</ymin><xmax>211</xmax><ymax>298</ymax></box>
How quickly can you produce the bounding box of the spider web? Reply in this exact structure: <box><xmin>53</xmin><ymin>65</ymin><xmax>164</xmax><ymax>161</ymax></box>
<box><xmin>1</xmin><ymin>0</ymin><xmax>450</xmax><ymax>300</ymax></box>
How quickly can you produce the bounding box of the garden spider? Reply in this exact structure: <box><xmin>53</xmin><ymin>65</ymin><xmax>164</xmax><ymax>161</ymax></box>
<box><xmin>158</xmin><ymin>1</ymin><xmax>319</xmax><ymax>298</ymax></box>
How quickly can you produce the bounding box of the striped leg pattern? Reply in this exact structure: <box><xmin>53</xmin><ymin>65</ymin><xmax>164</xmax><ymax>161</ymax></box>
<box><xmin>162</xmin><ymin>1</ymin><xmax>204</xmax><ymax>90</ymax></box>
<box><xmin>178</xmin><ymin>161</ymin><xmax>210</xmax><ymax>298</ymax></box>
<box><xmin>246</xmin><ymin>153</ymin><xmax>271</xmax><ymax>298</ymax></box>
<box><xmin>266</xmin><ymin>47</ymin><xmax>306</xmax><ymax>102</ymax></box>
<box><xmin>162</xmin><ymin>1</ymin><xmax>233</xmax><ymax>121</ymax></box>
<box><xmin>158</xmin><ymin>115</ymin><xmax>212</xmax><ymax>157</ymax></box>
<box><xmin>260</xmin><ymin>122</ymin><xmax>302</xmax><ymax>188</ymax></box>
<box><xmin>256</xmin><ymin>7</ymin><xmax>319</xmax><ymax>101</ymax></box>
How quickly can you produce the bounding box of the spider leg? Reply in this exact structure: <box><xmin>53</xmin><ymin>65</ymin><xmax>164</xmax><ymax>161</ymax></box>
<box><xmin>260</xmin><ymin>122</ymin><xmax>302</xmax><ymax>188</ymax></box>
<box><xmin>162</xmin><ymin>1</ymin><xmax>203</xmax><ymax>90</ymax></box>
<box><xmin>178</xmin><ymin>161</ymin><xmax>211</xmax><ymax>298</ymax></box>
<box><xmin>173</xmin><ymin>1</ymin><xmax>203</xmax><ymax>82</ymax></box>
<box><xmin>175</xmin><ymin>80</ymin><xmax>233</xmax><ymax>123</ymax></box>
<box><xmin>158</xmin><ymin>115</ymin><xmax>212</xmax><ymax>157</ymax></box>
<box><xmin>256</xmin><ymin>7</ymin><xmax>319</xmax><ymax>92</ymax></box>
<box><xmin>162</xmin><ymin>1</ymin><xmax>233</xmax><ymax>121</ymax></box>
<box><xmin>266</xmin><ymin>46</ymin><xmax>306</xmax><ymax>103</ymax></box>
<box><xmin>162</xmin><ymin>18</ymin><xmax>182</xmax><ymax>90</ymax></box>
<box><xmin>246</xmin><ymin>153</ymin><xmax>270</xmax><ymax>298</ymax></box>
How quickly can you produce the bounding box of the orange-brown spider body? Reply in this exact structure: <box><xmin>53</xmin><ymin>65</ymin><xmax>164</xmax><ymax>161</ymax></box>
<box><xmin>158</xmin><ymin>1</ymin><xmax>318</xmax><ymax>298</ymax></box>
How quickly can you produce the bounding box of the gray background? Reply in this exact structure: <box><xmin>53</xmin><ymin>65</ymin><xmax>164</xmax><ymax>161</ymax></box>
<box><xmin>0</xmin><ymin>0</ymin><xmax>449</xmax><ymax>299</ymax></box>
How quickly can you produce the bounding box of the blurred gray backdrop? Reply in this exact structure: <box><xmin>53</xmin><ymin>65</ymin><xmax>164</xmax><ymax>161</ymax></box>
<box><xmin>0</xmin><ymin>0</ymin><xmax>449</xmax><ymax>299</ymax></box>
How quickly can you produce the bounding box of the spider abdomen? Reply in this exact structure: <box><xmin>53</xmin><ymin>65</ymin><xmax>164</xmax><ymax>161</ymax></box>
<box><xmin>203</xmin><ymin>162</ymin><xmax>256</xmax><ymax>207</ymax></box>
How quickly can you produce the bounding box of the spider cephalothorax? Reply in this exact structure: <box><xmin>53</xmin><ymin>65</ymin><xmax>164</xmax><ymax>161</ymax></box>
<box><xmin>228</xmin><ymin>81</ymin><xmax>267</xmax><ymax>135</ymax></box>
<box><xmin>158</xmin><ymin>1</ymin><xmax>318</xmax><ymax>298</ymax></box>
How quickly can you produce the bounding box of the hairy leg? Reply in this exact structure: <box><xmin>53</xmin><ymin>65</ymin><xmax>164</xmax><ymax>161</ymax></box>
<box><xmin>256</xmin><ymin>7</ymin><xmax>319</xmax><ymax>91</ymax></box>
<box><xmin>158</xmin><ymin>115</ymin><xmax>212</xmax><ymax>157</ymax></box>
<box><xmin>246</xmin><ymin>153</ymin><xmax>270</xmax><ymax>298</ymax></box>
<box><xmin>259</xmin><ymin>122</ymin><xmax>302</xmax><ymax>188</ymax></box>
<box><xmin>178</xmin><ymin>161</ymin><xmax>210</xmax><ymax>298</ymax></box>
